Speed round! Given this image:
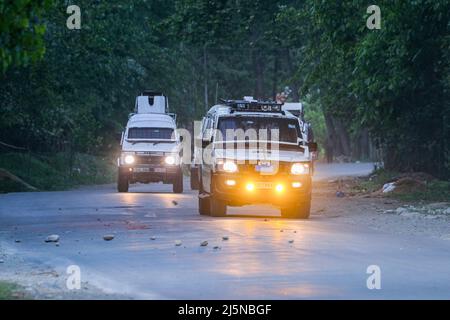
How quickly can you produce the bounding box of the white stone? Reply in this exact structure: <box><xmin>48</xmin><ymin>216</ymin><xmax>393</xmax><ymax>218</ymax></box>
<box><xmin>45</xmin><ymin>235</ymin><xmax>60</xmax><ymax>243</ymax></box>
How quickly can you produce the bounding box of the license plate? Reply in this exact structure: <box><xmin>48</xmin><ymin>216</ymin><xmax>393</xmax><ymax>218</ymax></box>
<box><xmin>256</xmin><ymin>165</ymin><xmax>274</xmax><ymax>173</ymax></box>
<box><xmin>255</xmin><ymin>182</ymin><xmax>273</xmax><ymax>189</ymax></box>
<box><xmin>134</xmin><ymin>167</ymin><xmax>150</xmax><ymax>173</ymax></box>
<box><xmin>154</xmin><ymin>168</ymin><xmax>166</xmax><ymax>173</ymax></box>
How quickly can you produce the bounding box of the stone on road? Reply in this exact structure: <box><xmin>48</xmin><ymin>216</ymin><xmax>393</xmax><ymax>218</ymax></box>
<box><xmin>45</xmin><ymin>235</ymin><xmax>60</xmax><ymax>243</ymax></box>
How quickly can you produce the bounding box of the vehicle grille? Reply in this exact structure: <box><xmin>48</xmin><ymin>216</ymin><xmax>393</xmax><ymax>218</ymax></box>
<box><xmin>135</xmin><ymin>155</ymin><xmax>165</xmax><ymax>165</ymax></box>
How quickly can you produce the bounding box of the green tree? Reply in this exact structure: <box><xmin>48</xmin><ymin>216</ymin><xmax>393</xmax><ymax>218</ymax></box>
<box><xmin>0</xmin><ymin>0</ymin><xmax>53</xmax><ymax>71</ymax></box>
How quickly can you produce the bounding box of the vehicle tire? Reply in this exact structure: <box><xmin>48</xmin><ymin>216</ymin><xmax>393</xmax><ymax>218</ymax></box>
<box><xmin>173</xmin><ymin>170</ymin><xmax>183</xmax><ymax>193</ymax></box>
<box><xmin>210</xmin><ymin>195</ymin><xmax>227</xmax><ymax>217</ymax></box>
<box><xmin>198</xmin><ymin>168</ymin><xmax>210</xmax><ymax>215</ymax></box>
<box><xmin>190</xmin><ymin>167</ymin><xmax>199</xmax><ymax>190</ymax></box>
<box><xmin>198</xmin><ymin>195</ymin><xmax>211</xmax><ymax>216</ymax></box>
<box><xmin>281</xmin><ymin>200</ymin><xmax>311</xmax><ymax>219</ymax></box>
<box><xmin>117</xmin><ymin>172</ymin><xmax>129</xmax><ymax>193</ymax></box>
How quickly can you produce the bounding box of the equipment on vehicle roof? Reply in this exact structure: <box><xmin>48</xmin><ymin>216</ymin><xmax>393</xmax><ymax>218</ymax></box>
<box><xmin>135</xmin><ymin>90</ymin><xmax>169</xmax><ymax>114</ymax></box>
<box><xmin>219</xmin><ymin>98</ymin><xmax>284</xmax><ymax>113</ymax></box>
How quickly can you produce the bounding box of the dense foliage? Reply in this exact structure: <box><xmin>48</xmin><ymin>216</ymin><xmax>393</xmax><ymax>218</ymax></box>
<box><xmin>1</xmin><ymin>0</ymin><xmax>449</xmax><ymax>179</ymax></box>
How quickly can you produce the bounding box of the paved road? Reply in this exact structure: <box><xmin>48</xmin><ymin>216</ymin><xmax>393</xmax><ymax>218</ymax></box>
<box><xmin>1</xmin><ymin>162</ymin><xmax>450</xmax><ymax>299</ymax></box>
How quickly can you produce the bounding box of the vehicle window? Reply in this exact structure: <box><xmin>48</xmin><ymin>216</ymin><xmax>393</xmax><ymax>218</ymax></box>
<box><xmin>202</xmin><ymin>117</ymin><xmax>213</xmax><ymax>140</ymax></box>
<box><xmin>216</xmin><ymin>116</ymin><xmax>300</xmax><ymax>143</ymax></box>
<box><xmin>127</xmin><ymin>127</ymin><xmax>174</xmax><ymax>140</ymax></box>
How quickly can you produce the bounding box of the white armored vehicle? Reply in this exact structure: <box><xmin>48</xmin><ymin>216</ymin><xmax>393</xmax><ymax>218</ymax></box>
<box><xmin>196</xmin><ymin>97</ymin><xmax>317</xmax><ymax>219</ymax></box>
<box><xmin>117</xmin><ymin>91</ymin><xmax>183</xmax><ymax>193</ymax></box>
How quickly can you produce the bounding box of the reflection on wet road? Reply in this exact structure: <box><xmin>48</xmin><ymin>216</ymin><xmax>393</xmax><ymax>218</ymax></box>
<box><xmin>1</xmin><ymin>163</ymin><xmax>450</xmax><ymax>299</ymax></box>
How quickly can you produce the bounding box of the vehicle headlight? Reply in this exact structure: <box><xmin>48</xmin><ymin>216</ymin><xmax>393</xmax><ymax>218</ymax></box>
<box><xmin>218</xmin><ymin>160</ymin><xmax>238</xmax><ymax>173</ymax></box>
<box><xmin>124</xmin><ymin>155</ymin><xmax>135</xmax><ymax>165</ymax></box>
<box><xmin>165</xmin><ymin>155</ymin><xmax>176</xmax><ymax>165</ymax></box>
<box><xmin>291</xmin><ymin>163</ymin><xmax>309</xmax><ymax>175</ymax></box>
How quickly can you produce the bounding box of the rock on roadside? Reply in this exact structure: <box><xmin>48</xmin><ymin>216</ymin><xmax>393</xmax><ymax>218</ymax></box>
<box><xmin>103</xmin><ymin>235</ymin><xmax>115</xmax><ymax>241</ymax></box>
<box><xmin>45</xmin><ymin>235</ymin><xmax>60</xmax><ymax>243</ymax></box>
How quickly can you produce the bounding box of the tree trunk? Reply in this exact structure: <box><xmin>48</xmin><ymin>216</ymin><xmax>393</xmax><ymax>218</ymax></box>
<box><xmin>203</xmin><ymin>45</ymin><xmax>208</xmax><ymax>111</ymax></box>
<box><xmin>324</xmin><ymin>113</ymin><xmax>352</xmax><ymax>158</ymax></box>
<box><xmin>333</xmin><ymin>117</ymin><xmax>351</xmax><ymax>157</ymax></box>
<box><xmin>272</xmin><ymin>50</ymin><xmax>279</xmax><ymax>100</ymax></box>
<box><xmin>285</xmin><ymin>48</ymin><xmax>300</xmax><ymax>101</ymax></box>
<box><xmin>252</xmin><ymin>50</ymin><xmax>264</xmax><ymax>99</ymax></box>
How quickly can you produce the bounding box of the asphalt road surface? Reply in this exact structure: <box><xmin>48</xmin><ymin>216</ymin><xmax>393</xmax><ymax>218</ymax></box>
<box><xmin>1</xmin><ymin>162</ymin><xmax>450</xmax><ymax>299</ymax></box>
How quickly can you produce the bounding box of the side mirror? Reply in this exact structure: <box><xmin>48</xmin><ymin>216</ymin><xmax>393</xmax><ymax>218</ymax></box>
<box><xmin>179</xmin><ymin>136</ymin><xmax>184</xmax><ymax>142</ymax></box>
<box><xmin>308</xmin><ymin>142</ymin><xmax>318</xmax><ymax>152</ymax></box>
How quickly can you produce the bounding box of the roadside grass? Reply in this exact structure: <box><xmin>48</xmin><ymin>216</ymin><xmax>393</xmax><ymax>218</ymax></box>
<box><xmin>392</xmin><ymin>180</ymin><xmax>450</xmax><ymax>202</ymax></box>
<box><xmin>0</xmin><ymin>281</ymin><xmax>25</xmax><ymax>300</ymax></box>
<box><xmin>352</xmin><ymin>169</ymin><xmax>450</xmax><ymax>202</ymax></box>
<box><xmin>0</xmin><ymin>152</ymin><xmax>116</xmax><ymax>193</ymax></box>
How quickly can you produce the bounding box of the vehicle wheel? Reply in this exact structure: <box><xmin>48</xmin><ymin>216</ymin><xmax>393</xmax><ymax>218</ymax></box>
<box><xmin>117</xmin><ymin>172</ymin><xmax>129</xmax><ymax>193</ymax></box>
<box><xmin>173</xmin><ymin>171</ymin><xmax>183</xmax><ymax>193</ymax></box>
<box><xmin>281</xmin><ymin>200</ymin><xmax>311</xmax><ymax>219</ymax></box>
<box><xmin>198</xmin><ymin>195</ymin><xmax>211</xmax><ymax>216</ymax></box>
<box><xmin>210</xmin><ymin>195</ymin><xmax>227</xmax><ymax>217</ymax></box>
<box><xmin>190</xmin><ymin>167</ymin><xmax>199</xmax><ymax>190</ymax></box>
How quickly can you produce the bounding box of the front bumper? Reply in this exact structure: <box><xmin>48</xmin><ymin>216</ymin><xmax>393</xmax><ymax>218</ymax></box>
<box><xmin>212</xmin><ymin>172</ymin><xmax>311</xmax><ymax>207</ymax></box>
<box><xmin>119</xmin><ymin>165</ymin><xmax>180</xmax><ymax>184</ymax></box>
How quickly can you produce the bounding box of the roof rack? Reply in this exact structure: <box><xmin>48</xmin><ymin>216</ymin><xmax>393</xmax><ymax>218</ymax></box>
<box><xmin>219</xmin><ymin>99</ymin><xmax>284</xmax><ymax>113</ymax></box>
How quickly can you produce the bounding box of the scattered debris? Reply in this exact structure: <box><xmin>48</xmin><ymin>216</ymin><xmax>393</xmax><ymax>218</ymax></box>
<box><xmin>172</xmin><ymin>200</ymin><xmax>178</xmax><ymax>205</ymax></box>
<box><xmin>382</xmin><ymin>182</ymin><xmax>396</xmax><ymax>193</ymax></box>
<box><xmin>150</xmin><ymin>236</ymin><xmax>156</xmax><ymax>240</ymax></box>
<box><xmin>336</xmin><ymin>191</ymin><xmax>345</xmax><ymax>198</ymax></box>
<box><xmin>382</xmin><ymin>204</ymin><xmax>450</xmax><ymax>219</ymax></box>
<box><xmin>103</xmin><ymin>235</ymin><xmax>115</xmax><ymax>241</ymax></box>
<box><xmin>175</xmin><ymin>240</ymin><xmax>182</xmax><ymax>246</ymax></box>
<box><xmin>213</xmin><ymin>246</ymin><xmax>221</xmax><ymax>250</ymax></box>
<box><xmin>400</xmin><ymin>211</ymin><xmax>420</xmax><ymax>218</ymax></box>
<box><xmin>200</xmin><ymin>241</ymin><xmax>208</xmax><ymax>247</ymax></box>
<box><xmin>45</xmin><ymin>234</ymin><xmax>60</xmax><ymax>243</ymax></box>
<box><xmin>14</xmin><ymin>240</ymin><xmax>21</xmax><ymax>243</ymax></box>
<box><xmin>288</xmin><ymin>240</ymin><xmax>294</xmax><ymax>244</ymax></box>
<box><xmin>0</xmin><ymin>259</ymin><xmax>4</xmax><ymax>263</ymax></box>
<box><xmin>222</xmin><ymin>236</ymin><xmax>229</xmax><ymax>241</ymax></box>
<box><xmin>280</xmin><ymin>230</ymin><xmax>284</xmax><ymax>232</ymax></box>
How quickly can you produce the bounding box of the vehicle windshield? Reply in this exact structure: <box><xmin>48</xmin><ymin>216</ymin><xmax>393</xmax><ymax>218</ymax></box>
<box><xmin>127</xmin><ymin>127</ymin><xmax>174</xmax><ymax>140</ymax></box>
<box><xmin>216</xmin><ymin>116</ymin><xmax>300</xmax><ymax>144</ymax></box>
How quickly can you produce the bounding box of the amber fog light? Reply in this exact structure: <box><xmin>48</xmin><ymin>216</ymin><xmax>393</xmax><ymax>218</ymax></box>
<box><xmin>275</xmin><ymin>184</ymin><xmax>284</xmax><ymax>193</ymax></box>
<box><xmin>225</xmin><ymin>179</ymin><xmax>236</xmax><ymax>186</ymax></box>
